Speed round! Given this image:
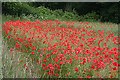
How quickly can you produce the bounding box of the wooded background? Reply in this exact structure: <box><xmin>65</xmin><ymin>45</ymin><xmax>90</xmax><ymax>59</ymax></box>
<box><xmin>2</xmin><ymin>2</ymin><xmax>119</xmax><ymax>23</ymax></box>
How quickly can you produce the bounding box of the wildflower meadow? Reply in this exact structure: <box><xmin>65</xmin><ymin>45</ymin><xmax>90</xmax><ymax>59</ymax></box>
<box><xmin>2</xmin><ymin>20</ymin><xmax>119</xmax><ymax>78</ymax></box>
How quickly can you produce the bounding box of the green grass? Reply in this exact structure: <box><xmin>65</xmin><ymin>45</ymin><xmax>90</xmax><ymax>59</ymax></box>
<box><xmin>0</xmin><ymin>14</ymin><xmax>3</xmax><ymax>79</ymax></box>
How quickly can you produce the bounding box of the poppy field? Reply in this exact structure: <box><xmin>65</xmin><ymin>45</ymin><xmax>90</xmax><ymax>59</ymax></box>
<box><xmin>2</xmin><ymin>20</ymin><xmax>119</xmax><ymax>78</ymax></box>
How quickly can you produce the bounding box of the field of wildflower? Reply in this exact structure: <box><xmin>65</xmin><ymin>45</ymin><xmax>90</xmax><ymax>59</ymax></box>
<box><xmin>2</xmin><ymin>20</ymin><xmax>119</xmax><ymax>78</ymax></box>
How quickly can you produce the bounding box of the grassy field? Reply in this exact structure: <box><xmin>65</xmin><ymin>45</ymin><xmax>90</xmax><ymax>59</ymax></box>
<box><xmin>0</xmin><ymin>15</ymin><xmax>3</xmax><ymax>79</ymax></box>
<box><xmin>2</xmin><ymin>15</ymin><xmax>119</xmax><ymax>78</ymax></box>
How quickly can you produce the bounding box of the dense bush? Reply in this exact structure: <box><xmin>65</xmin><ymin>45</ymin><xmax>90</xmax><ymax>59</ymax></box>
<box><xmin>2</xmin><ymin>3</ymin><xmax>79</xmax><ymax>21</ymax></box>
<box><xmin>31</xmin><ymin>6</ymin><xmax>79</xmax><ymax>21</ymax></box>
<box><xmin>2</xmin><ymin>2</ymin><xmax>34</xmax><ymax>16</ymax></box>
<box><xmin>2</xmin><ymin>2</ymin><xmax>119</xmax><ymax>23</ymax></box>
<box><xmin>79</xmin><ymin>12</ymin><xmax>101</xmax><ymax>22</ymax></box>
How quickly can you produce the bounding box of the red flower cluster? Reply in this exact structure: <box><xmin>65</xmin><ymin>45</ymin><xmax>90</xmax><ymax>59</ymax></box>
<box><xmin>3</xmin><ymin>20</ymin><xmax>119</xmax><ymax>78</ymax></box>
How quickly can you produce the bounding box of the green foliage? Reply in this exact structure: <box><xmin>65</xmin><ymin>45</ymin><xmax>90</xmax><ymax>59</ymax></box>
<box><xmin>2</xmin><ymin>2</ymin><xmax>34</xmax><ymax>16</ymax></box>
<box><xmin>31</xmin><ymin>6</ymin><xmax>79</xmax><ymax>21</ymax></box>
<box><xmin>21</xmin><ymin>6</ymin><xmax>79</xmax><ymax>21</ymax></box>
<box><xmin>2</xmin><ymin>2</ymin><xmax>119</xmax><ymax>23</ymax></box>
<box><xmin>62</xmin><ymin>11</ymin><xmax>79</xmax><ymax>21</ymax></box>
<box><xmin>3</xmin><ymin>2</ymin><xmax>79</xmax><ymax>21</ymax></box>
<box><xmin>79</xmin><ymin>12</ymin><xmax>100</xmax><ymax>22</ymax></box>
<box><xmin>2</xmin><ymin>14</ymin><xmax>22</xmax><ymax>23</ymax></box>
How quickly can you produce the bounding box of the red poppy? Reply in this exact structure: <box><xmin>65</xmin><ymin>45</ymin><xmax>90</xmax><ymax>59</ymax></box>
<box><xmin>15</xmin><ymin>42</ymin><xmax>20</xmax><ymax>49</ymax></box>
<box><xmin>32</xmin><ymin>46</ymin><xmax>36</xmax><ymax>50</ymax></box>
<box><xmin>74</xmin><ymin>67</ymin><xmax>79</xmax><ymax>72</ymax></box>
<box><xmin>113</xmin><ymin>62</ymin><xmax>118</xmax><ymax>67</ymax></box>
<box><xmin>31</xmin><ymin>52</ymin><xmax>35</xmax><ymax>55</ymax></box>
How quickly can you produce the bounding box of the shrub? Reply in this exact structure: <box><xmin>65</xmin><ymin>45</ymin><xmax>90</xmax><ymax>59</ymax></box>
<box><xmin>79</xmin><ymin>12</ymin><xmax>100</xmax><ymax>22</ymax></box>
<box><xmin>2</xmin><ymin>3</ymin><xmax>80</xmax><ymax>21</ymax></box>
<box><xmin>33</xmin><ymin>6</ymin><xmax>79</xmax><ymax>21</ymax></box>
<box><xmin>2</xmin><ymin>2</ymin><xmax>34</xmax><ymax>16</ymax></box>
<box><xmin>62</xmin><ymin>11</ymin><xmax>79</xmax><ymax>21</ymax></box>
